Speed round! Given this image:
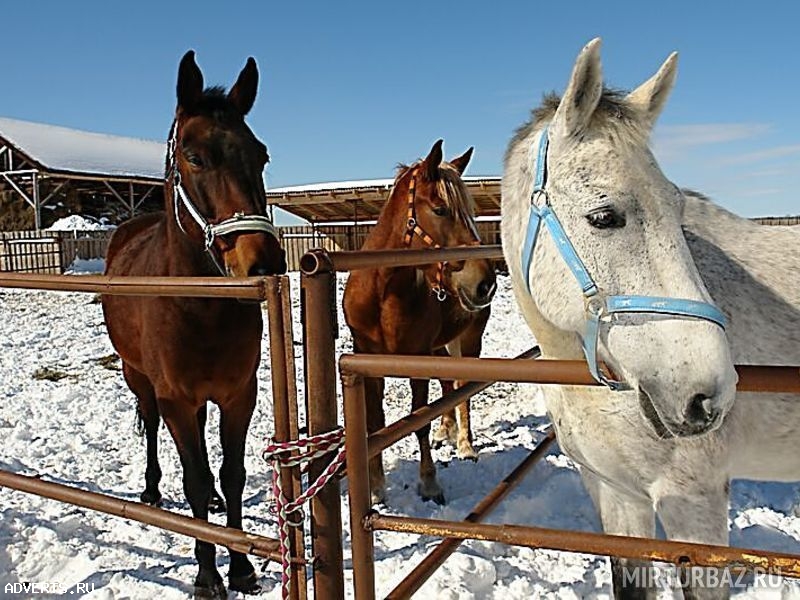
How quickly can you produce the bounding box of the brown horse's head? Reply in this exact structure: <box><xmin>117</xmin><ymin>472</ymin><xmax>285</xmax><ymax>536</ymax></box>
<box><xmin>401</xmin><ymin>140</ymin><xmax>496</xmax><ymax>311</ymax></box>
<box><xmin>168</xmin><ymin>50</ymin><xmax>286</xmax><ymax>276</ymax></box>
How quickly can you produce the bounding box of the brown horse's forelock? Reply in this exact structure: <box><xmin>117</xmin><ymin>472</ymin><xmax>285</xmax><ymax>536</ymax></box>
<box><xmin>395</xmin><ymin>161</ymin><xmax>477</xmax><ymax>231</ymax></box>
<box><xmin>164</xmin><ymin>86</ymin><xmax>250</xmax><ymax>178</ymax></box>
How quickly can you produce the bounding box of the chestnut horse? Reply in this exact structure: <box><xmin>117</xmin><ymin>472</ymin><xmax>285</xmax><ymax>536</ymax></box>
<box><xmin>343</xmin><ymin>140</ymin><xmax>496</xmax><ymax>505</ymax></box>
<box><xmin>101</xmin><ymin>51</ymin><xmax>285</xmax><ymax>599</ymax></box>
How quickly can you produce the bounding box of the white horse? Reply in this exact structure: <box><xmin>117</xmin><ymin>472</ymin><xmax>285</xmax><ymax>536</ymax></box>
<box><xmin>501</xmin><ymin>38</ymin><xmax>800</xmax><ymax>599</ymax></box>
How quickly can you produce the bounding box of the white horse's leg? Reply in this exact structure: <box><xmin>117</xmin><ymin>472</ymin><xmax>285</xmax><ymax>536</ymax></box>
<box><xmin>656</xmin><ymin>481</ymin><xmax>730</xmax><ymax>600</ymax></box>
<box><xmin>583</xmin><ymin>471</ymin><xmax>660</xmax><ymax>600</ymax></box>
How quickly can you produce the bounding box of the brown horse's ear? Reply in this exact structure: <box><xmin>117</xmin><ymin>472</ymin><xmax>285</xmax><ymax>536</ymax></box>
<box><xmin>422</xmin><ymin>139</ymin><xmax>444</xmax><ymax>181</ymax></box>
<box><xmin>228</xmin><ymin>57</ymin><xmax>259</xmax><ymax>116</ymax></box>
<box><xmin>449</xmin><ymin>147</ymin><xmax>473</xmax><ymax>175</ymax></box>
<box><xmin>177</xmin><ymin>50</ymin><xmax>204</xmax><ymax>112</ymax></box>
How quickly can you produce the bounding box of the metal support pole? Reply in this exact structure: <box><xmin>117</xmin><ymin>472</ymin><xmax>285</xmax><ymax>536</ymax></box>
<box><xmin>301</xmin><ymin>270</ymin><xmax>345</xmax><ymax>599</ymax></box>
<box><xmin>385</xmin><ymin>430</ymin><xmax>556</xmax><ymax>599</ymax></box>
<box><xmin>0</xmin><ymin>470</ymin><xmax>294</xmax><ymax>563</ymax></box>
<box><xmin>342</xmin><ymin>372</ymin><xmax>376</xmax><ymax>600</ymax></box>
<box><xmin>367</xmin><ymin>513</ymin><xmax>800</xmax><ymax>578</ymax></box>
<box><xmin>266</xmin><ymin>276</ymin><xmax>306</xmax><ymax>600</ymax></box>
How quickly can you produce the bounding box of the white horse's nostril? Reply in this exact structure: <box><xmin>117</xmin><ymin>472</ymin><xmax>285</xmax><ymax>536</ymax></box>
<box><xmin>685</xmin><ymin>393</ymin><xmax>718</xmax><ymax>426</ymax></box>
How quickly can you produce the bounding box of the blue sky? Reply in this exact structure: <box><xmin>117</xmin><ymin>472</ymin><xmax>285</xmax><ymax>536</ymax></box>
<box><xmin>2</xmin><ymin>1</ymin><xmax>798</xmax><ymax>221</ymax></box>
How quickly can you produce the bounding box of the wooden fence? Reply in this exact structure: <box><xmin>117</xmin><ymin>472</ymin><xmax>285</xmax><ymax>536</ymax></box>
<box><xmin>0</xmin><ymin>230</ymin><xmax>114</xmax><ymax>274</ymax></box>
<box><xmin>0</xmin><ymin>216</ymin><xmax>792</xmax><ymax>273</ymax></box>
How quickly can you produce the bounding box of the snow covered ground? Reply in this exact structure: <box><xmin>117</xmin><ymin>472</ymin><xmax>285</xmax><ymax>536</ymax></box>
<box><xmin>2</xmin><ymin>273</ymin><xmax>800</xmax><ymax>598</ymax></box>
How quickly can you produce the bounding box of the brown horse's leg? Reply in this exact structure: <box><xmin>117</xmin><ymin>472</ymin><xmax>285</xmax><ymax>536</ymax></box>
<box><xmin>411</xmin><ymin>378</ymin><xmax>445</xmax><ymax>505</ymax></box>
<box><xmin>365</xmin><ymin>376</ymin><xmax>386</xmax><ymax>505</ymax></box>
<box><xmin>431</xmin><ymin>348</ymin><xmax>458</xmax><ymax>449</ymax></box>
<box><xmin>197</xmin><ymin>405</ymin><xmax>226</xmax><ymax>514</ymax></box>
<box><xmin>218</xmin><ymin>383</ymin><xmax>258</xmax><ymax>593</ymax></box>
<box><xmin>453</xmin><ymin>310</ymin><xmax>490</xmax><ymax>461</ymax></box>
<box><xmin>122</xmin><ymin>363</ymin><xmax>162</xmax><ymax>505</ymax></box>
<box><xmin>160</xmin><ymin>399</ymin><xmax>225</xmax><ymax>599</ymax></box>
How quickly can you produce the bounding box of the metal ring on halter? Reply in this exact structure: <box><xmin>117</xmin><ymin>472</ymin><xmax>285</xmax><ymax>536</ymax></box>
<box><xmin>433</xmin><ymin>285</ymin><xmax>447</xmax><ymax>302</ymax></box>
<box><xmin>531</xmin><ymin>187</ymin><xmax>549</xmax><ymax>208</ymax></box>
<box><xmin>407</xmin><ymin>217</ymin><xmax>417</xmax><ymax>229</ymax></box>
<box><xmin>585</xmin><ymin>295</ymin><xmax>605</xmax><ymax>319</ymax></box>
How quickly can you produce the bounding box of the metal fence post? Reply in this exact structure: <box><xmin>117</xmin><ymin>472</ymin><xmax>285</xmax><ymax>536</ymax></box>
<box><xmin>266</xmin><ymin>276</ymin><xmax>307</xmax><ymax>600</ymax></box>
<box><xmin>341</xmin><ymin>371</ymin><xmax>375</xmax><ymax>600</ymax></box>
<box><xmin>301</xmin><ymin>266</ymin><xmax>345</xmax><ymax>599</ymax></box>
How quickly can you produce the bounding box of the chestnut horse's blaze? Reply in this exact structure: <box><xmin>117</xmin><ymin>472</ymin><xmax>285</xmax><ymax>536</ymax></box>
<box><xmin>343</xmin><ymin>140</ymin><xmax>497</xmax><ymax>506</ymax></box>
<box><xmin>101</xmin><ymin>51</ymin><xmax>284</xmax><ymax>599</ymax></box>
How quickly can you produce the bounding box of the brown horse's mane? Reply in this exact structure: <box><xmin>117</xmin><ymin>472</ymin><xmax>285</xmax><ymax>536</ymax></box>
<box><xmin>394</xmin><ymin>160</ymin><xmax>477</xmax><ymax>231</ymax></box>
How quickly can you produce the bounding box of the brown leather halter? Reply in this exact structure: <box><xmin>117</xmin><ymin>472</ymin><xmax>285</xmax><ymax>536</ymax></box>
<box><xmin>402</xmin><ymin>169</ymin><xmax>448</xmax><ymax>301</ymax></box>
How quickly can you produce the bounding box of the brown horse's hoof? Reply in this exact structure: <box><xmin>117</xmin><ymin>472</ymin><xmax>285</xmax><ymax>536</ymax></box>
<box><xmin>140</xmin><ymin>489</ymin><xmax>162</xmax><ymax>506</ymax></box>
<box><xmin>229</xmin><ymin>570</ymin><xmax>261</xmax><ymax>595</ymax></box>
<box><xmin>194</xmin><ymin>580</ymin><xmax>227</xmax><ymax>600</ymax></box>
<box><xmin>208</xmin><ymin>490</ymin><xmax>226</xmax><ymax>514</ymax></box>
<box><xmin>418</xmin><ymin>483</ymin><xmax>446</xmax><ymax>506</ymax></box>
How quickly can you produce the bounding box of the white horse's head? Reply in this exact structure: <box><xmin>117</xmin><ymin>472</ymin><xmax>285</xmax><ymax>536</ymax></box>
<box><xmin>501</xmin><ymin>38</ymin><xmax>737</xmax><ymax>437</ymax></box>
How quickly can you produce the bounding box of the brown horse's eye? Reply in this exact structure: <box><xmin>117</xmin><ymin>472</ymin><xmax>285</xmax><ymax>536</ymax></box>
<box><xmin>432</xmin><ymin>205</ymin><xmax>449</xmax><ymax>217</ymax></box>
<box><xmin>185</xmin><ymin>153</ymin><xmax>204</xmax><ymax>168</ymax></box>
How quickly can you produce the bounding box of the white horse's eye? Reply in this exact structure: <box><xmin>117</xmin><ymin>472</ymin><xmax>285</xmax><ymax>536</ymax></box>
<box><xmin>586</xmin><ymin>208</ymin><xmax>626</xmax><ymax>229</ymax></box>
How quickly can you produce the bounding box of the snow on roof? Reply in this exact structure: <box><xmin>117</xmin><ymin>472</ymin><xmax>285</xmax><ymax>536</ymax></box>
<box><xmin>266</xmin><ymin>175</ymin><xmax>500</xmax><ymax>195</ymax></box>
<box><xmin>0</xmin><ymin>117</ymin><xmax>165</xmax><ymax>180</ymax></box>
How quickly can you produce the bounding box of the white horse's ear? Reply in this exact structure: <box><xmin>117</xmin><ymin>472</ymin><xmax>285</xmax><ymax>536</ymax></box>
<box><xmin>626</xmin><ymin>52</ymin><xmax>678</xmax><ymax>130</ymax></box>
<box><xmin>552</xmin><ymin>38</ymin><xmax>604</xmax><ymax>140</ymax></box>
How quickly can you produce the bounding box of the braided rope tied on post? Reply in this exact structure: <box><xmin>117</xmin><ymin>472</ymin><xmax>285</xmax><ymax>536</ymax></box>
<box><xmin>262</xmin><ymin>428</ymin><xmax>346</xmax><ymax>599</ymax></box>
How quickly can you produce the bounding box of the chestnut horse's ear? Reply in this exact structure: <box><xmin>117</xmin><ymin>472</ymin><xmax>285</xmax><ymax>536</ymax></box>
<box><xmin>422</xmin><ymin>139</ymin><xmax>444</xmax><ymax>181</ymax></box>
<box><xmin>449</xmin><ymin>146</ymin><xmax>474</xmax><ymax>175</ymax></box>
<box><xmin>228</xmin><ymin>57</ymin><xmax>259</xmax><ymax>116</ymax></box>
<box><xmin>177</xmin><ymin>50</ymin><xmax>204</xmax><ymax>112</ymax></box>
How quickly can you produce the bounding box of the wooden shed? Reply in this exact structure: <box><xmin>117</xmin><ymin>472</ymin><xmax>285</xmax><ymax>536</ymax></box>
<box><xmin>266</xmin><ymin>176</ymin><xmax>503</xmax><ymax>268</ymax></box>
<box><xmin>0</xmin><ymin>117</ymin><xmax>165</xmax><ymax>230</ymax></box>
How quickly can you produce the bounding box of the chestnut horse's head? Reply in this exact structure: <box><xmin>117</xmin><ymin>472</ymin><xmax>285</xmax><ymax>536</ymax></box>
<box><xmin>399</xmin><ymin>140</ymin><xmax>496</xmax><ymax>311</ymax></box>
<box><xmin>167</xmin><ymin>50</ymin><xmax>286</xmax><ymax>277</ymax></box>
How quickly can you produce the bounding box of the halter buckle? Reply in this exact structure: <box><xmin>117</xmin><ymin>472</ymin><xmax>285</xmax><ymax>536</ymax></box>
<box><xmin>407</xmin><ymin>217</ymin><xmax>417</xmax><ymax>229</ymax></box>
<box><xmin>204</xmin><ymin>226</ymin><xmax>215</xmax><ymax>250</ymax></box>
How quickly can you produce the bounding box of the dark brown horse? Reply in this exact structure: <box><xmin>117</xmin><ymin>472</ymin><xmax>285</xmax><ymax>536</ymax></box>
<box><xmin>343</xmin><ymin>140</ymin><xmax>496</xmax><ymax>505</ymax></box>
<box><xmin>101</xmin><ymin>51</ymin><xmax>285</xmax><ymax>599</ymax></box>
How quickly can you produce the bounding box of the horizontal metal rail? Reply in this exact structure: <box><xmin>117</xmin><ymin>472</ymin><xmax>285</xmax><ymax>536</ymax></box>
<box><xmin>366</xmin><ymin>347</ymin><xmax>541</xmax><ymax>459</ymax></box>
<box><xmin>385</xmin><ymin>429</ymin><xmax>556</xmax><ymax>599</ymax></box>
<box><xmin>300</xmin><ymin>246</ymin><xmax>504</xmax><ymax>274</ymax></box>
<box><xmin>0</xmin><ymin>470</ymin><xmax>299</xmax><ymax>564</ymax></box>
<box><xmin>367</xmin><ymin>513</ymin><xmax>800</xmax><ymax>578</ymax></box>
<box><xmin>0</xmin><ymin>273</ymin><xmax>270</xmax><ymax>300</ymax></box>
<box><xmin>340</xmin><ymin>354</ymin><xmax>800</xmax><ymax>394</ymax></box>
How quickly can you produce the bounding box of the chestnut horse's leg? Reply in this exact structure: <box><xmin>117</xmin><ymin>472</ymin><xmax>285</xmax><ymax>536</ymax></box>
<box><xmin>365</xmin><ymin>376</ymin><xmax>386</xmax><ymax>505</ymax></box>
<box><xmin>197</xmin><ymin>405</ymin><xmax>226</xmax><ymax>514</ymax></box>
<box><xmin>159</xmin><ymin>399</ymin><xmax>225</xmax><ymax>599</ymax></box>
<box><xmin>432</xmin><ymin>348</ymin><xmax>459</xmax><ymax>449</ymax></box>
<box><xmin>410</xmin><ymin>378</ymin><xmax>445</xmax><ymax>505</ymax></box>
<box><xmin>122</xmin><ymin>363</ymin><xmax>162</xmax><ymax>506</ymax></box>
<box><xmin>218</xmin><ymin>381</ymin><xmax>259</xmax><ymax>593</ymax></box>
<box><xmin>452</xmin><ymin>309</ymin><xmax>490</xmax><ymax>461</ymax></box>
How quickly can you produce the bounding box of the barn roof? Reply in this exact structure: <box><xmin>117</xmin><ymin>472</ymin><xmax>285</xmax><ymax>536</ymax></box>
<box><xmin>266</xmin><ymin>176</ymin><xmax>501</xmax><ymax>223</ymax></box>
<box><xmin>0</xmin><ymin>117</ymin><xmax>165</xmax><ymax>182</ymax></box>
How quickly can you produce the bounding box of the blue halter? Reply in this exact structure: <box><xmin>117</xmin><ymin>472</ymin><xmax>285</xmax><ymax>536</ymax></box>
<box><xmin>521</xmin><ymin>126</ymin><xmax>727</xmax><ymax>390</ymax></box>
